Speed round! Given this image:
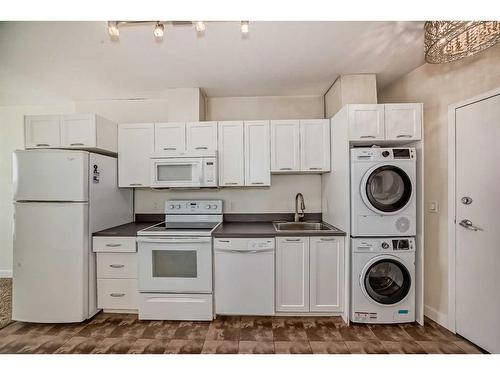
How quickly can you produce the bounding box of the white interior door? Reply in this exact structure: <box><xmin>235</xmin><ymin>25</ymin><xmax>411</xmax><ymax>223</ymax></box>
<box><xmin>455</xmin><ymin>93</ymin><xmax>500</xmax><ymax>353</ymax></box>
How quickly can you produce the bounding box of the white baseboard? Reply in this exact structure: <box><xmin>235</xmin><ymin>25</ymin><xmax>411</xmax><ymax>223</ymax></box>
<box><xmin>0</xmin><ymin>270</ymin><xmax>13</xmax><ymax>278</ymax></box>
<box><xmin>424</xmin><ymin>304</ymin><xmax>449</xmax><ymax>329</ymax></box>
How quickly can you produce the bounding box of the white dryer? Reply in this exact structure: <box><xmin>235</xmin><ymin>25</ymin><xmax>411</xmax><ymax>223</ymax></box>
<box><xmin>351</xmin><ymin>147</ymin><xmax>416</xmax><ymax>237</ymax></box>
<box><xmin>351</xmin><ymin>237</ymin><xmax>415</xmax><ymax>324</ymax></box>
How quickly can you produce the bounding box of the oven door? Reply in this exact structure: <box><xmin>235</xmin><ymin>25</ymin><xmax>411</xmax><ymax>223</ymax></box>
<box><xmin>137</xmin><ymin>237</ymin><xmax>212</xmax><ymax>293</ymax></box>
<box><xmin>150</xmin><ymin>158</ymin><xmax>202</xmax><ymax>188</ymax></box>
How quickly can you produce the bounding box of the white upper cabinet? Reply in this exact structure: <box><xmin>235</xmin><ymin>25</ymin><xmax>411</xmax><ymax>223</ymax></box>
<box><xmin>61</xmin><ymin>114</ymin><xmax>117</xmax><ymax>153</ymax></box>
<box><xmin>154</xmin><ymin>122</ymin><xmax>186</xmax><ymax>154</ymax></box>
<box><xmin>271</xmin><ymin>120</ymin><xmax>300</xmax><ymax>172</ymax></box>
<box><xmin>118</xmin><ymin>123</ymin><xmax>155</xmax><ymax>188</ymax></box>
<box><xmin>384</xmin><ymin>103</ymin><xmax>423</xmax><ymax>141</ymax></box>
<box><xmin>25</xmin><ymin>115</ymin><xmax>61</xmax><ymax>149</ymax></box>
<box><xmin>244</xmin><ymin>120</ymin><xmax>271</xmax><ymax>186</ymax></box>
<box><xmin>309</xmin><ymin>237</ymin><xmax>344</xmax><ymax>312</ymax></box>
<box><xmin>348</xmin><ymin>104</ymin><xmax>385</xmax><ymax>141</ymax></box>
<box><xmin>276</xmin><ymin>237</ymin><xmax>310</xmax><ymax>312</ymax></box>
<box><xmin>186</xmin><ymin>121</ymin><xmax>217</xmax><ymax>153</ymax></box>
<box><xmin>218</xmin><ymin>121</ymin><xmax>245</xmax><ymax>187</ymax></box>
<box><xmin>300</xmin><ymin>119</ymin><xmax>330</xmax><ymax>172</ymax></box>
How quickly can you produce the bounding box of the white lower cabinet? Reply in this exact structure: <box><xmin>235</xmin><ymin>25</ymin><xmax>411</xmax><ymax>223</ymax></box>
<box><xmin>276</xmin><ymin>236</ymin><xmax>344</xmax><ymax>313</ymax></box>
<box><xmin>309</xmin><ymin>237</ymin><xmax>344</xmax><ymax>312</ymax></box>
<box><xmin>276</xmin><ymin>237</ymin><xmax>310</xmax><ymax>312</ymax></box>
<box><xmin>93</xmin><ymin>236</ymin><xmax>139</xmax><ymax>312</ymax></box>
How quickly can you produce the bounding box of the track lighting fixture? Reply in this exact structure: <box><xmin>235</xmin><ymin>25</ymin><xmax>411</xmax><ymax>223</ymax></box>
<box><xmin>153</xmin><ymin>22</ymin><xmax>164</xmax><ymax>38</ymax></box>
<box><xmin>240</xmin><ymin>21</ymin><xmax>249</xmax><ymax>35</ymax></box>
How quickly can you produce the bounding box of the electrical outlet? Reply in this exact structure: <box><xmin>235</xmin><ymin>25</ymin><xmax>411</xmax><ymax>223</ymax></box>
<box><xmin>428</xmin><ymin>201</ymin><xmax>439</xmax><ymax>213</ymax></box>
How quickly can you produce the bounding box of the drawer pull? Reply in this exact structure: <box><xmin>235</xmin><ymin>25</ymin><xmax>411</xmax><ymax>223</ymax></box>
<box><xmin>129</xmin><ymin>183</ymin><xmax>142</xmax><ymax>186</ymax></box>
<box><xmin>360</xmin><ymin>135</ymin><xmax>376</xmax><ymax>139</ymax></box>
<box><xmin>70</xmin><ymin>143</ymin><xmax>85</xmax><ymax>146</ymax></box>
<box><xmin>110</xmin><ymin>293</ymin><xmax>125</xmax><ymax>298</ymax></box>
<box><xmin>279</xmin><ymin>168</ymin><xmax>292</xmax><ymax>170</ymax></box>
<box><xmin>225</xmin><ymin>182</ymin><xmax>239</xmax><ymax>185</ymax></box>
<box><xmin>251</xmin><ymin>182</ymin><xmax>265</xmax><ymax>185</ymax></box>
<box><xmin>320</xmin><ymin>238</ymin><xmax>335</xmax><ymax>241</ymax></box>
<box><xmin>218</xmin><ymin>240</ymin><xmax>230</xmax><ymax>243</ymax></box>
<box><xmin>309</xmin><ymin>167</ymin><xmax>322</xmax><ymax>170</ymax></box>
<box><xmin>396</xmin><ymin>134</ymin><xmax>413</xmax><ymax>138</ymax></box>
<box><xmin>105</xmin><ymin>243</ymin><xmax>122</xmax><ymax>247</ymax></box>
<box><xmin>195</xmin><ymin>146</ymin><xmax>208</xmax><ymax>150</ymax></box>
<box><xmin>36</xmin><ymin>143</ymin><xmax>50</xmax><ymax>147</ymax></box>
<box><xmin>285</xmin><ymin>239</ymin><xmax>301</xmax><ymax>242</ymax></box>
<box><xmin>163</xmin><ymin>147</ymin><xmax>176</xmax><ymax>150</ymax></box>
<box><xmin>109</xmin><ymin>264</ymin><xmax>125</xmax><ymax>268</ymax></box>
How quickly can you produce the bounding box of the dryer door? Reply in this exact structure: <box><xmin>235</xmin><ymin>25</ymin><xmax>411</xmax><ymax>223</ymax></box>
<box><xmin>362</xmin><ymin>165</ymin><xmax>412</xmax><ymax>214</ymax></box>
<box><xmin>362</xmin><ymin>257</ymin><xmax>411</xmax><ymax>305</ymax></box>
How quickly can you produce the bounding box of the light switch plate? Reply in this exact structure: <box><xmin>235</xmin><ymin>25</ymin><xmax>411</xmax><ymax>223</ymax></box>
<box><xmin>428</xmin><ymin>201</ymin><xmax>439</xmax><ymax>213</ymax></box>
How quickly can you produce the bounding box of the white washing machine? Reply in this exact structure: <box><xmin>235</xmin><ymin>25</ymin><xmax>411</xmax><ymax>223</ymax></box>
<box><xmin>351</xmin><ymin>237</ymin><xmax>415</xmax><ymax>324</ymax></box>
<box><xmin>351</xmin><ymin>147</ymin><xmax>416</xmax><ymax>237</ymax></box>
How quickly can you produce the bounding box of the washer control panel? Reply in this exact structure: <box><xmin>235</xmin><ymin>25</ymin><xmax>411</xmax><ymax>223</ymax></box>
<box><xmin>351</xmin><ymin>147</ymin><xmax>416</xmax><ymax>161</ymax></box>
<box><xmin>352</xmin><ymin>237</ymin><xmax>415</xmax><ymax>253</ymax></box>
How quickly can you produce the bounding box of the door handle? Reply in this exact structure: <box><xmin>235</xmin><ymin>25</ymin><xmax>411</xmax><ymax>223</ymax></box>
<box><xmin>105</xmin><ymin>243</ymin><xmax>122</xmax><ymax>247</ymax></box>
<box><xmin>195</xmin><ymin>146</ymin><xmax>208</xmax><ymax>150</ymax></box>
<box><xmin>279</xmin><ymin>168</ymin><xmax>292</xmax><ymax>170</ymax></box>
<box><xmin>110</xmin><ymin>293</ymin><xmax>125</xmax><ymax>297</ymax></box>
<box><xmin>459</xmin><ymin>219</ymin><xmax>483</xmax><ymax>231</ymax></box>
<box><xmin>70</xmin><ymin>143</ymin><xmax>85</xmax><ymax>146</ymax></box>
<box><xmin>36</xmin><ymin>143</ymin><xmax>50</xmax><ymax>147</ymax></box>
<box><xmin>163</xmin><ymin>147</ymin><xmax>176</xmax><ymax>150</ymax></box>
<box><xmin>359</xmin><ymin>135</ymin><xmax>376</xmax><ymax>139</ymax></box>
<box><xmin>109</xmin><ymin>264</ymin><xmax>125</xmax><ymax>268</ymax></box>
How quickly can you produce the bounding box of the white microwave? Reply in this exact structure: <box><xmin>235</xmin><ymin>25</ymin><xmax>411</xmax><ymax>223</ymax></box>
<box><xmin>150</xmin><ymin>153</ymin><xmax>218</xmax><ymax>188</ymax></box>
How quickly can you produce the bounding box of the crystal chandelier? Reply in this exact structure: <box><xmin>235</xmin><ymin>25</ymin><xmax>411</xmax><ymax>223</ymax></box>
<box><xmin>424</xmin><ymin>21</ymin><xmax>500</xmax><ymax>64</ymax></box>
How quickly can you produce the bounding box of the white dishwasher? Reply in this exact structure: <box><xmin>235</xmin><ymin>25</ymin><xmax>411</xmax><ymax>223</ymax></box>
<box><xmin>214</xmin><ymin>238</ymin><xmax>275</xmax><ymax>315</ymax></box>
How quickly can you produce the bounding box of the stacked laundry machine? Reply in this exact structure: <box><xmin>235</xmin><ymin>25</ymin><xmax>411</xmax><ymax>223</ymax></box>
<box><xmin>350</xmin><ymin>147</ymin><xmax>416</xmax><ymax>324</ymax></box>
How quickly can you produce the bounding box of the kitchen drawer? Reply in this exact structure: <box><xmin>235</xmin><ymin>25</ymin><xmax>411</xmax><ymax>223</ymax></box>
<box><xmin>138</xmin><ymin>293</ymin><xmax>213</xmax><ymax>321</ymax></box>
<box><xmin>93</xmin><ymin>236</ymin><xmax>136</xmax><ymax>253</ymax></box>
<box><xmin>97</xmin><ymin>253</ymin><xmax>137</xmax><ymax>279</ymax></box>
<box><xmin>97</xmin><ymin>278</ymin><xmax>139</xmax><ymax>310</ymax></box>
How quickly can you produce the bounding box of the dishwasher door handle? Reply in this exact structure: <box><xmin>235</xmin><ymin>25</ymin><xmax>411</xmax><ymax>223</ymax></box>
<box><xmin>215</xmin><ymin>249</ymin><xmax>275</xmax><ymax>254</ymax></box>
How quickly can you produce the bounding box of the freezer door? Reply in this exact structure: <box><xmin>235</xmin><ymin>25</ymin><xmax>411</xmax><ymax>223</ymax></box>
<box><xmin>13</xmin><ymin>149</ymin><xmax>89</xmax><ymax>201</ymax></box>
<box><xmin>13</xmin><ymin>202</ymin><xmax>90</xmax><ymax>323</ymax></box>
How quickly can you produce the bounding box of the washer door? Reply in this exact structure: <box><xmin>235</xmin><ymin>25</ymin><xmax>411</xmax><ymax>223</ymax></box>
<box><xmin>362</xmin><ymin>165</ymin><xmax>412</xmax><ymax>214</ymax></box>
<box><xmin>362</xmin><ymin>256</ymin><xmax>411</xmax><ymax>305</ymax></box>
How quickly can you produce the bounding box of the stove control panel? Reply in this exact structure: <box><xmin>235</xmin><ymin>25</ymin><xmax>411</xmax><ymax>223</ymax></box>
<box><xmin>165</xmin><ymin>200</ymin><xmax>223</xmax><ymax>214</ymax></box>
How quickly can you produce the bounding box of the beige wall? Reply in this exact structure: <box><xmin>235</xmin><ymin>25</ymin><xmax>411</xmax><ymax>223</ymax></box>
<box><xmin>379</xmin><ymin>45</ymin><xmax>500</xmax><ymax>321</ymax></box>
<box><xmin>206</xmin><ymin>95</ymin><xmax>324</xmax><ymax>120</ymax></box>
<box><xmin>0</xmin><ymin>102</ymin><xmax>76</xmax><ymax>275</ymax></box>
<box><xmin>325</xmin><ymin>74</ymin><xmax>378</xmax><ymax>118</ymax></box>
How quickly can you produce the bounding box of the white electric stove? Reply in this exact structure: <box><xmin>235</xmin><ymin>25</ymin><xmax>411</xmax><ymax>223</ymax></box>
<box><xmin>137</xmin><ymin>199</ymin><xmax>222</xmax><ymax>321</ymax></box>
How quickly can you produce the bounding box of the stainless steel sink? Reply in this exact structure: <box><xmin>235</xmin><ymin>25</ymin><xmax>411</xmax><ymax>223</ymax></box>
<box><xmin>273</xmin><ymin>221</ymin><xmax>337</xmax><ymax>232</ymax></box>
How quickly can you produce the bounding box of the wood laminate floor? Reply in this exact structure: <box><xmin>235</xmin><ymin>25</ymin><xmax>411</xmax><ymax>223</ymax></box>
<box><xmin>0</xmin><ymin>313</ymin><xmax>484</xmax><ymax>354</ymax></box>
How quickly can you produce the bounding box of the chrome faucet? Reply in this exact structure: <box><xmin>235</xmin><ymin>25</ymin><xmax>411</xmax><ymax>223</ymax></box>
<box><xmin>294</xmin><ymin>193</ymin><xmax>306</xmax><ymax>222</ymax></box>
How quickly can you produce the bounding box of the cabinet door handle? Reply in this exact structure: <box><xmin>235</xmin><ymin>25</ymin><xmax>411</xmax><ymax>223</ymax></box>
<box><xmin>396</xmin><ymin>134</ymin><xmax>413</xmax><ymax>138</ymax></box>
<box><xmin>251</xmin><ymin>182</ymin><xmax>265</xmax><ymax>185</ymax></box>
<box><xmin>285</xmin><ymin>239</ymin><xmax>301</xmax><ymax>242</ymax></box>
<box><xmin>163</xmin><ymin>147</ymin><xmax>176</xmax><ymax>150</ymax></box>
<box><xmin>195</xmin><ymin>146</ymin><xmax>208</xmax><ymax>150</ymax></box>
<box><xmin>360</xmin><ymin>135</ymin><xmax>376</xmax><ymax>139</ymax></box>
<box><xmin>309</xmin><ymin>167</ymin><xmax>322</xmax><ymax>170</ymax></box>
<box><xmin>218</xmin><ymin>240</ymin><xmax>230</xmax><ymax>243</ymax></box>
<box><xmin>279</xmin><ymin>168</ymin><xmax>292</xmax><ymax>170</ymax></box>
<box><xmin>105</xmin><ymin>243</ymin><xmax>122</xmax><ymax>247</ymax></box>
<box><xmin>129</xmin><ymin>183</ymin><xmax>142</xmax><ymax>186</ymax></box>
<box><xmin>70</xmin><ymin>143</ymin><xmax>85</xmax><ymax>146</ymax></box>
<box><xmin>225</xmin><ymin>182</ymin><xmax>239</xmax><ymax>185</ymax></box>
<box><xmin>109</xmin><ymin>264</ymin><xmax>125</xmax><ymax>268</ymax></box>
<box><xmin>36</xmin><ymin>143</ymin><xmax>50</xmax><ymax>147</ymax></box>
<box><xmin>110</xmin><ymin>293</ymin><xmax>125</xmax><ymax>297</ymax></box>
<box><xmin>320</xmin><ymin>238</ymin><xmax>335</xmax><ymax>241</ymax></box>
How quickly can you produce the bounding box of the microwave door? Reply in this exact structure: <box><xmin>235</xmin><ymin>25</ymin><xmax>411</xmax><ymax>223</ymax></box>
<box><xmin>153</xmin><ymin>159</ymin><xmax>202</xmax><ymax>187</ymax></box>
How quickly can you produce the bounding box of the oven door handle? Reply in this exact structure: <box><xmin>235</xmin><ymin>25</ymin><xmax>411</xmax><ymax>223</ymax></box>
<box><xmin>137</xmin><ymin>237</ymin><xmax>211</xmax><ymax>244</ymax></box>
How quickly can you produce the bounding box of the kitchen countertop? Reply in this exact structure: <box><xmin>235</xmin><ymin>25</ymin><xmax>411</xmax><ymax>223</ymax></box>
<box><xmin>212</xmin><ymin>221</ymin><xmax>346</xmax><ymax>238</ymax></box>
<box><xmin>93</xmin><ymin>222</ymin><xmax>155</xmax><ymax>237</ymax></box>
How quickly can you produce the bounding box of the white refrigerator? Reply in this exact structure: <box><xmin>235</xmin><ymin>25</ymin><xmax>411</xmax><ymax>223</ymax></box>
<box><xmin>12</xmin><ymin>149</ymin><xmax>134</xmax><ymax>323</ymax></box>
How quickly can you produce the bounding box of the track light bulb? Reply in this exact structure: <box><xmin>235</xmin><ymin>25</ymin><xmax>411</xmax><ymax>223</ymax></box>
<box><xmin>241</xmin><ymin>21</ymin><xmax>249</xmax><ymax>35</ymax></box>
<box><xmin>108</xmin><ymin>21</ymin><xmax>119</xmax><ymax>37</ymax></box>
<box><xmin>195</xmin><ymin>21</ymin><xmax>206</xmax><ymax>33</ymax></box>
<box><xmin>153</xmin><ymin>22</ymin><xmax>164</xmax><ymax>38</ymax></box>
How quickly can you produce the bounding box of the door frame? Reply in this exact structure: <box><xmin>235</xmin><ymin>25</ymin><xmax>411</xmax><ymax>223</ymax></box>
<box><xmin>447</xmin><ymin>87</ymin><xmax>500</xmax><ymax>333</ymax></box>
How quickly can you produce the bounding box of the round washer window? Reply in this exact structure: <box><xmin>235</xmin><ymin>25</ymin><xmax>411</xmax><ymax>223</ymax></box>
<box><xmin>364</xmin><ymin>259</ymin><xmax>411</xmax><ymax>305</ymax></box>
<box><xmin>365</xmin><ymin>166</ymin><xmax>412</xmax><ymax>212</ymax></box>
